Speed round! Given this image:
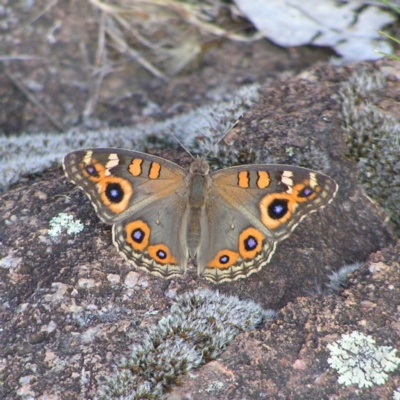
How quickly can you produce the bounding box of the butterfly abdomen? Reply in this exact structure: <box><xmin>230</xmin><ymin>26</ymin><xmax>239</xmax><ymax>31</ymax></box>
<box><xmin>186</xmin><ymin>172</ymin><xmax>211</xmax><ymax>257</ymax></box>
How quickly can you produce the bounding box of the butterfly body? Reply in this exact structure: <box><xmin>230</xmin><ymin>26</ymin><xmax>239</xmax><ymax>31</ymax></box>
<box><xmin>63</xmin><ymin>148</ymin><xmax>338</xmax><ymax>283</ymax></box>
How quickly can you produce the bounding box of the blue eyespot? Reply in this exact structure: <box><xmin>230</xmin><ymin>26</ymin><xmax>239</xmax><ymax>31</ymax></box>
<box><xmin>105</xmin><ymin>183</ymin><xmax>124</xmax><ymax>203</ymax></box>
<box><xmin>300</xmin><ymin>187</ymin><xmax>314</xmax><ymax>198</ymax></box>
<box><xmin>85</xmin><ymin>164</ymin><xmax>99</xmax><ymax>178</ymax></box>
<box><xmin>245</xmin><ymin>236</ymin><xmax>257</xmax><ymax>251</ymax></box>
<box><xmin>132</xmin><ymin>228</ymin><xmax>144</xmax><ymax>243</ymax></box>
<box><xmin>157</xmin><ymin>250</ymin><xmax>167</xmax><ymax>260</ymax></box>
<box><xmin>219</xmin><ymin>255</ymin><xmax>229</xmax><ymax>264</ymax></box>
<box><xmin>268</xmin><ymin>198</ymin><xmax>289</xmax><ymax>219</ymax></box>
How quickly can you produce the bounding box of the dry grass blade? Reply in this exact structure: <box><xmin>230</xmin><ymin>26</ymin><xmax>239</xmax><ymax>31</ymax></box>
<box><xmin>160</xmin><ymin>0</ymin><xmax>263</xmax><ymax>42</ymax></box>
<box><xmin>0</xmin><ymin>55</ymin><xmax>47</xmax><ymax>61</ymax></box>
<box><xmin>83</xmin><ymin>11</ymin><xmax>110</xmax><ymax>117</ymax></box>
<box><xmin>88</xmin><ymin>0</ymin><xmax>168</xmax><ymax>80</ymax></box>
<box><xmin>103</xmin><ymin>14</ymin><xmax>168</xmax><ymax>81</ymax></box>
<box><xmin>80</xmin><ymin>0</ymin><xmax>261</xmax><ymax>112</ymax></box>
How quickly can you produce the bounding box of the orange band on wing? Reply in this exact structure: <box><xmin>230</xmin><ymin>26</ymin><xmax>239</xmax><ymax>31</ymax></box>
<box><xmin>129</xmin><ymin>159</ymin><xmax>143</xmax><ymax>177</ymax></box>
<box><xmin>257</xmin><ymin>171</ymin><xmax>270</xmax><ymax>189</ymax></box>
<box><xmin>148</xmin><ymin>162</ymin><xmax>161</xmax><ymax>179</ymax></box>
<box><xmin>238</xmin><ymin>171</ymin><xmax>249</xmax><ymax>188</ymax></box>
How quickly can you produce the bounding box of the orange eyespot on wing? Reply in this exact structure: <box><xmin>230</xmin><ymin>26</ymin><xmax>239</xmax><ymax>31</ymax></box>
<box><xmin>207</xmin><ymin>249</ymin><xmax>240</xmax><ymax>269</ymax></box>
<box><xmin>259</xmin><ymin>180</ymin><xmax>321</xmax><ymax>229</ymax></box>
<box><xmin>125</xmin><ymin>220</ymin><xmax>150</xmax><ymax>251</ymax></box>
<box><xmin>98</xmin><ymin>176</ymin><xmax>133</xmax><ymax>213</ymax></box>
<box><xmin>238</xmin><ymin>228</ymin><xmax>264</xmax><ymax>259</ymax></box>
<box><xmin>80</xmin><ymin>157</ymin><xmax>106</xmax><ymax>183</ymax></box>
<box><xmin>148</xmin><ymin>244</ymin><xmax>177</xmax><ymax>264</ymax></box>
<box><xmin>294</xmin><ymin>182</ymin><xmax>319</xmax><ymax>202</ymax></box>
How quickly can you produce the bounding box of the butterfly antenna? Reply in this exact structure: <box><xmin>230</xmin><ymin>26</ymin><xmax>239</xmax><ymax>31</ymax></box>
<box><xmin>169</xmin><ymin>129</ymin><xmax>195</xmax><ymax>160</ymax></box>
<box><xmin>205</xmin><ymin>115</ymin><xmax>243</xmax><ymax>158</ymax></box>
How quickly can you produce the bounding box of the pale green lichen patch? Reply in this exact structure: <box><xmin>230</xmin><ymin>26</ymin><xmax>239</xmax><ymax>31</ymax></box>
<box><xmin>48</xmin><ymin>213</ymin><xmax>84</xmax><ymax>237</ymax></box>
<box><xmin>328</xmin><ymin>331</ymin><xmax>400</xmax><ymax>388</ymax></box>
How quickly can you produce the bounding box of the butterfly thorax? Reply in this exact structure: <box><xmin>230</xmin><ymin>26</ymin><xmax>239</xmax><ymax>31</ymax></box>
<box><xmin>189</xmin><ymin>156</ymin><xmax>210</xmax><ymax>175</ymax></box>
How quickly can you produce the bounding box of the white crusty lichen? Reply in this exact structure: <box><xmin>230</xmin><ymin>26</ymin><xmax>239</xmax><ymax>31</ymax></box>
<box><xmin>48</xmin><ymin>213</ymin><xmax>84</xmax><ymax>237</ymax></box>
<box><xmin>394</xmin><ymin>387</ymin><xmax>400</xmax><ymax>400</ymax></box>
<box><xmin>0</xmin><ymin>84</ymin><xmax>260</xmax><ymax>192</ymax></box>
<box><xmin>95</xmin><ymin>289</ymin><xmax>275</xmax><ymax>399</ymax></box>
<box><xmin>327</xmin><ymin>331</ymin><xmax>400</xmax><ymax>389</ymax></box>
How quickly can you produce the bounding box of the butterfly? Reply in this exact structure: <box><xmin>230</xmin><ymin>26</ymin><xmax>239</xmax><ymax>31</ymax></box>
<box><xmin>63</xmin><ymin>147</ymin><xmax>338</xmax><ymax>283</ymax></box>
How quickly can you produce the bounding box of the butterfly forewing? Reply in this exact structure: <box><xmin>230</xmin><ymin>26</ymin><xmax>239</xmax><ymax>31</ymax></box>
<box><xmin>63</xmin><ymin>148</ymin><xmax>187</xmax><ymax>224</ymax></box>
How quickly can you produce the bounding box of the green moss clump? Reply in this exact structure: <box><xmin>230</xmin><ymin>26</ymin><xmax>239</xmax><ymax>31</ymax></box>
<box><xmin>95</xmin><ymin>289</ymin><xmax>274</xmax><ymax>399</ymax></box>
<box><xmin>336</xmin><ymin>66</ymin><xmax>400</xmax><ymax>234</ymax></box>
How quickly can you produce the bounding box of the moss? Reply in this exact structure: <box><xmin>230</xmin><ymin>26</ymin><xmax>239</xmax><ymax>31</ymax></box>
<box><xmin>336</xmin><ymin>66</ymin><xmax>400</xmax><ymax>234</ymax></box>
<box><xmin>95</xmin><ymin>289</ymin><xmax>274</xmax><ymax>399</ymax></box>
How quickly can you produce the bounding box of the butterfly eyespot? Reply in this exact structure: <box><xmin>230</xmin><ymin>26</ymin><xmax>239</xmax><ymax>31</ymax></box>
<box><xmin>268</xmin><ymin>198</ymin><xmax>289</xmax><ymax>219</ymax></box>
<box><xmin>245</xmin><ymin>236</ymin><xmax>257</xmax><ymax>250</ymax></box>
<box><xmin>105</xmin><ymin>182</ymin><xmax>124</xmax><ymax>203</ymax></box>
<box><xmin>80</xmin><ymin>158</ymin><xmax>105</xmax><ymax>182</ymax></box>
<box><xmin>239</xmin><ymin>228</ymin><xmax>264</xmax><ymax>259</ymax></box>
<box><xmin>156</xmin><ymin>250</ymin><xmax>167</xmax><ymax>260</ymax></box>
<box><xmin>293</xmin><ymin>181</ymin><xmax>320</xmax><ymax>202</ymax></box>
<box><xmin>219</xmin><ymin>255</ymin><xmax>229</xmax><ymax>264</ymax></box>
<box><xmin>299</xmin><ymin>186</ymin><xmax>313</xmax><ymax>197</ymax></box>
<box><xmin>99</xmin><ymin>177</ymin><xmax>133</xmax><ymax>213</ymax></box>
<box><xmin>85</xmin><ymin>165</ymin><xmax>98</xmax><ymax>177</ymax></box>
<box><xmin>259</xmin><ymin>194</ymin><xmax>294</xmax><ymax>229</ymax></box>
<box><xmin>207</xmin><ymin>249</ymin><xmax>239</xmax><ymax>269</ymax></box>
<box><xmin>132</xmin><ymin>228</ymin><xmax>145</xmax><ymax>243</ymax></box>
<box><xmin>126</xmin><ymin>220</ymin><xmax>150</xmax><ymax>251</ymax></box>
<box><xmin>148</xmin><ymin>244</ymin><xmax>177</xmax><ymax>265</ymax></box>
